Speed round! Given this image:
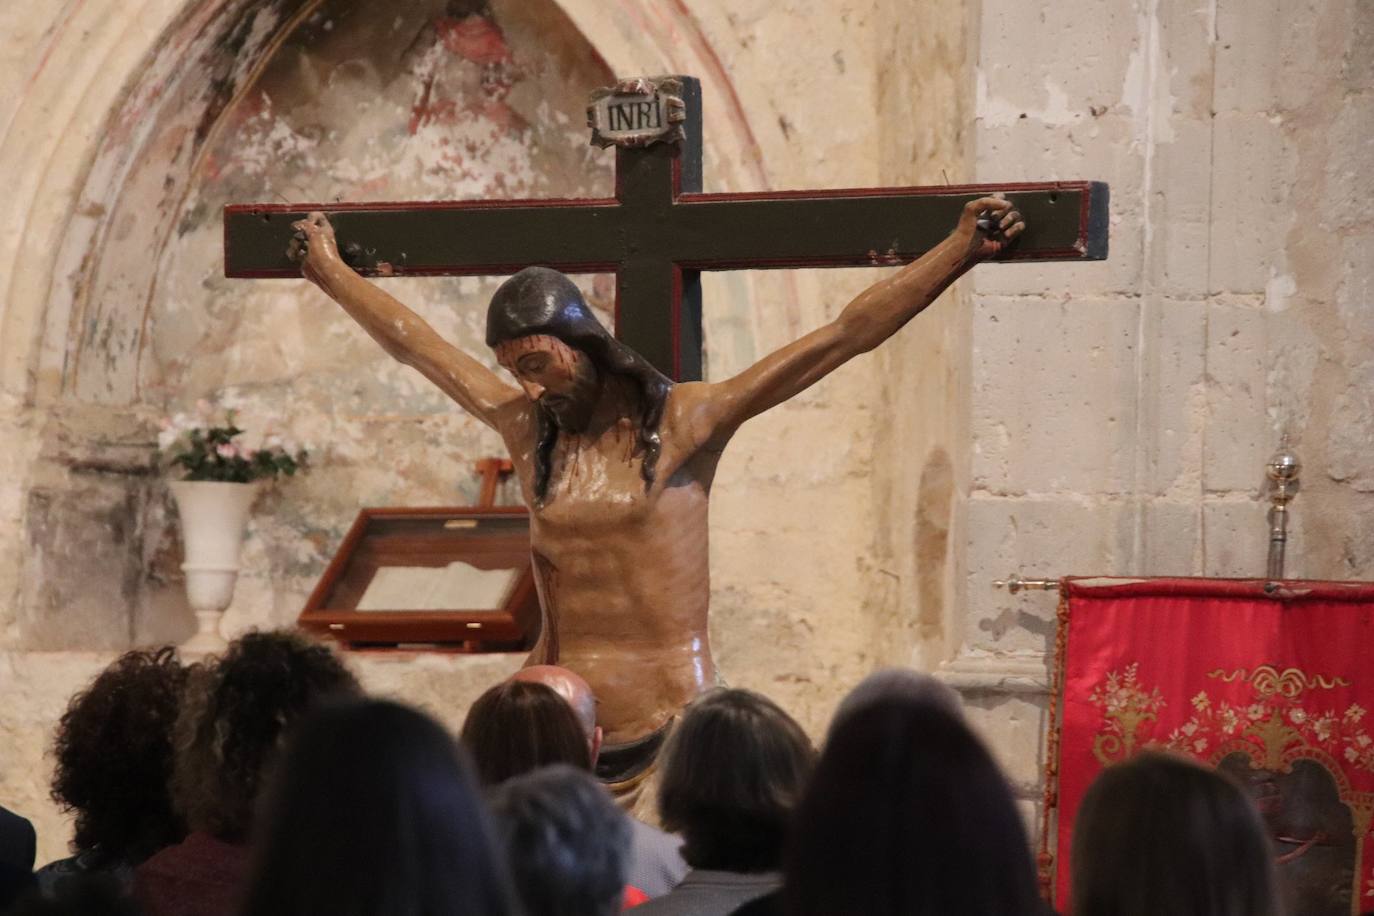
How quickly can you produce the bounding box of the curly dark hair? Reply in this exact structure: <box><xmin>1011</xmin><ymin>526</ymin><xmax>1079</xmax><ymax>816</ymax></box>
<box><xmin>50</xmin><ymin>647</ymin><xmax>189</xmax><ymax>867</ymax></box>
<box><xmin>171</xmin><ymin>630</ymin><xmax>360</xmax><ymax>842</ymax></box>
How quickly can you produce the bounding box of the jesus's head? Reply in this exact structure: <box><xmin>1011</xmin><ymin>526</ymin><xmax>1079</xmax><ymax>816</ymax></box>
<box><xmin>486</xmin><ymin>267</ymin><xmax>673</xmax><ymax>504</ymax></box>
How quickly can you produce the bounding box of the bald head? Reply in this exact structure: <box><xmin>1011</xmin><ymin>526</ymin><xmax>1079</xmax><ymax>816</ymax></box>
<box><xmin>511</xmin><ymin>665</ymin><xmax>597</xmax><ymax>740</ymax></box>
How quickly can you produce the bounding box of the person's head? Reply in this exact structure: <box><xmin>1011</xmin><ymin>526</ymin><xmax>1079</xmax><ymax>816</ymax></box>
<box><xmin>171</xmin><ymin>629</ymin><xmax>359</xmax><ymax>842</ymax></box>
<box><xmin>510</xmin><ymin>664</ymin><xmax>602</xmax><ymax>764</ymax></box>
<box><xmin>241</xmin><ymin>698</ymin><xmax>517</xmax><ymax>916</ymax></box>
<box><xmin>658</xmin><ymin>688</ymin><xmax>815</xmax><ymax>873</ymax></box>
<box><xmin>49</xmin><ymin>647</ymin><xmax>188</xmax><ymax>867</ymax></box>
<box><xmin>489</xmin><ymin>764</ymin><xmax>630</xmax><ymax>916</ymax></box>
<box><xmin>486</xmin><ymin>266</ymin><xmax>673</xmax><ymax>503</ymax></box>
<box><xmin>1071</xmin><ymin>751</ymin><xmax>1281</xmax><ymax>916</ymax></box>
<box><xmin>461</xmin><ymin>679</ymin><xmax>591</xmax><ymax>785</ymax></box>
<box><xmin>829</xmin><ymin>667</ymin><xmax>963</xmax><ymax>737</ymax></box>
<box><xmin>784</xmin><ymin>699</ymin><xmax>1040</xmax><ymax>916</ymax></box>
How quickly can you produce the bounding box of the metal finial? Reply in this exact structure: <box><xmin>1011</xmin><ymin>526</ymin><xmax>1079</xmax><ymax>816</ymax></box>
<box><xmin>1265</xmin><ymin>440</ymin><xmax>1302</xmax><ymax>579</ymax></box>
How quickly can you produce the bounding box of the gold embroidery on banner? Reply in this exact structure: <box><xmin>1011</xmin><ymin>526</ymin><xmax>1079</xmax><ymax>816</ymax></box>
<box><xmin>1206</xmin><ymin>665</ymin><xmax>1352</xmax><ymax>699</ymax></box>
<box><xmin>1087</xmin><ymin>664</ymin><xmax>1164</xmax><ymax>765</ymax></box>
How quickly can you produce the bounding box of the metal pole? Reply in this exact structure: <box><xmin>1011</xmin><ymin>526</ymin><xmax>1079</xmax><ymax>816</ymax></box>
<box><xmin>1265</xmin><ymin>443</ymin><xmax>1302</xmax><ymax>580</ymax></box>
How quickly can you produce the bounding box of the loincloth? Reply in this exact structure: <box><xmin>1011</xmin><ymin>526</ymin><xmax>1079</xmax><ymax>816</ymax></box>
<box><xmin>596</xmin><ymin>718</ymin><xmax>675</xmax><ymax>820</ymax></box>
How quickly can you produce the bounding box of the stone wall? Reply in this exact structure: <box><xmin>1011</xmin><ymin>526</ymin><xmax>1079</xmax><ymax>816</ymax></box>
<box><xmin>958</xmin><ymin>0</ymin><xmax>1374</xmax><ymax>832</ymax></box>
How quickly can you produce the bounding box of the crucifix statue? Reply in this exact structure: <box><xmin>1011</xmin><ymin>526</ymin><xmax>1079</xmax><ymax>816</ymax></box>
<box><xmin>226</xmin><ymin>76</ymin><xmax>1107</xmax><ymax>791</ymax></box>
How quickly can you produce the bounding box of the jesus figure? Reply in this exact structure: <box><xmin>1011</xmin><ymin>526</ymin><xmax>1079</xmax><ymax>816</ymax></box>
<box><xmin>290</xmin><ymin>196</ymin><xmax>1023</xmax><ymax>752</ymax></box>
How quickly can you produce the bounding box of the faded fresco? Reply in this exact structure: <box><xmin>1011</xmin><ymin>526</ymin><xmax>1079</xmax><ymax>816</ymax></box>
<box><xmin>141</xmin><ymin>0</ymin><xmax>615</xmax><ymax>638</ymax></box>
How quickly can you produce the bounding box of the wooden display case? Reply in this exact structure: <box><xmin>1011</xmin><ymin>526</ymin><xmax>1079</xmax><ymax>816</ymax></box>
<box><xmin>298</xmin><ymin>505</ymin><xmax>540</xmax><ymax>652</ymax></box>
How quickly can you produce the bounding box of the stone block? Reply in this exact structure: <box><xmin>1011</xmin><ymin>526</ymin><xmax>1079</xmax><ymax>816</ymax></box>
<box><xmin>1202</xmin><ymin>304</ymin><xmax>1270</xmax><ymax>493</ymax></box>
<box><xmin>1262</xmin><ymin>308</ymin><xmax>1321</xmax><ymax>443</ymax></box>
<box><xmin>962</xmin><ymin>690</ymin><xmax>1050</xmax><ymax>791</ymax></box>
<box><xmin>1344</xmin><ymin>2</ymin><xmax>1374</xmax><ymax>94</ymax></box>
<box><xmin>133</xmin><ymin>588</ymin><xmax>195</xmax><ymax>648</ymax></box>
<box><xmin>971</xmin><ymin>296</ymin><xmax>1139</xmax><ymax>495</ymax></box>
<box><xmin>1274</xmin><ymin>0</ymin><xmax>1348</xmax><ymax>115</ymax></box>
<box><xmin>18</xmin><ymin>483</ymin><xmax>141</xmax><ymax>650</ymax></box>
<box><xmin>963</xmin><ymin>494</ymin><xmax>1134</xmax><ymax>653</ymax></box>
<box><xmin>1292</xmin><ymin>487</ymin><xmax>1374</xmax><ymax>580</ymax></box>
<box><xmin>1213</xmin><ymin>0</ymin><xmax>1285</xmax><ymax>115</ymax></box>
<box><xmin>1319</xmin><ymin>95</ymin><xmax>1374</xmax><ymax>233</ymax></box>
<box><xmin>1207</xmin><ymin>114</ymin><xmax>1297</xmax><ymax>294</ymax></box>
<box><xmin>1325</xmin><ymin>360</ymin><xmax>1374</xmax><ymax>493</ymax></box>
<box><xmin>1213</xmin><ymin>0</ymin><xmax>1346</xmax><ymax>115</ymax></box>
<box><xmin>978</xmin><ymin>0</ymin><xmax>1138</xmax><ymax>110</ymax></box>
<box><xmin>1139</xmin><ymin>498</ymin><xmax>1202</xmax><ymax>575</ymax></box>
<box><xmin>1336</xmin><ymin>234</ymin><xmax>1374</xmax><ymax>353</ymax></box>
<box><xmin>1279</xmin><ymin>501</ymin><xmax>1315</xmax><ymax>582</ymax></box>
<box><xmin>1148</xmin><ymin>120</ymin><xmax>1214</xmax><ymax>297</ymax></box>
<box><xmin>1201</xmin><ymin>497</ymin><xmax>1267</xmax><ymax>577</ymax></box>
<box><xmin>974</xmin><ymin>116</ymin><xmax>1144</xmax><ymax>297</ymax></box>
<box><xmin>1156</xmin><ymin>0</ymin><xmax>1220</xmax><ymax>121</ymax></box>
<box><xmin>1137</xmin><ymin>298</ymin><xmax>1206</xmax><ymax>496</ymax></box>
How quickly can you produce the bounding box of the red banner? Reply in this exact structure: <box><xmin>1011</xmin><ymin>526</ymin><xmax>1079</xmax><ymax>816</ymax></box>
<box><xmin>1045</xmin><ymin>577</ymin><xmax>1374</xmax><ymax>916</ymax></box>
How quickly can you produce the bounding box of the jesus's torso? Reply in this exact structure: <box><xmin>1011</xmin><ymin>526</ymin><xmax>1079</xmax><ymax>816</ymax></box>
<box><xmin>499</xmin><ymin>388</ymin><xmax>721</xmax><ymax>744</ymax></box>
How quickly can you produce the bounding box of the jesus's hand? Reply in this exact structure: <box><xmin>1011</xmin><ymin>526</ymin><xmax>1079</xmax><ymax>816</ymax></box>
<box><xmin>953</xmin><ymin>195</ymin><xmax>1024</xmax><ymax>261</ymax></box>
<box><xmin>288</xmin><ymin>211</ymin><xmax>342</xmax><ymax>285</ymax></box>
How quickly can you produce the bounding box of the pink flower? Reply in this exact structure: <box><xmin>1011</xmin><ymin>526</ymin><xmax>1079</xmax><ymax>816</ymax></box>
<box><xmin>216</xmin><ymin>443</ymin><xmax>239</xmax><ymax>460</ymax></box>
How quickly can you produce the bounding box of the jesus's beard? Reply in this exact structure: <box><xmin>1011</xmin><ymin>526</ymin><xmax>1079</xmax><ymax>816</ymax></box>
<box><xmin>540</xmin><ymin>395</ymin><xmax>594</xmax><ymax>433</ymax></box>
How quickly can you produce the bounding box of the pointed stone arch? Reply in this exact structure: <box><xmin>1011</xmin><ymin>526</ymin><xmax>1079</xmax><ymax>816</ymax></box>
<box><xmin>0</xmin><ymin>0</ymin><xmax>773</xmax><ymax>648</ymax></box>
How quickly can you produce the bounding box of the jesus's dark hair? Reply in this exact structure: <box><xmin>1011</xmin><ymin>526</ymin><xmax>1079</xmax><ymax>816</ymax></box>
<box><xmin>486</xmin><ymin>267</ymin><xmax>673</xmax><ymax>504</ymax></box>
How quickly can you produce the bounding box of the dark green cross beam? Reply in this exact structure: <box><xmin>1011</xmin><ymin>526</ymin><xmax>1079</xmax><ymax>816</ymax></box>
<box><xmin>225</xmin><ymin>76</ymin><xmax>1108</xmax><ymax>381</ymax></box>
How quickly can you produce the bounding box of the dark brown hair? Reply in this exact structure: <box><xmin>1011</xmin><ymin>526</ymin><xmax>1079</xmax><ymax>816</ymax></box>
<box><xmin>657</xmin><ymin>688</ymin><xmax>815</xmax><ymax>872</ymax></box>
<box><xmin>50</xmin><ymin>647</ymin><xmax>189</xmax><ymax>866</ymax></box>
<box><xmin>460</xmin><ymin>679</ymin><xmax>591</xmax><ymax>786</ymax></box>
<box><xmin>783</xmin><ymin>699</ymin><xmax>1041</xmax><ymax>916</ymax></box>
<box><xmin>1071</xmin><ymin>751</ymin><xmax>1281</xmax><ymax>916</ymax></box>
<box><xmin>242</xmin><ymin>699</ymin><xmax>518</xmax><ymax>916</ymax></box>
<box><xmin>171</xmin><ymin>630</ymin><xmax>359</xmax><ymax>841</ymax></box>
<box><xmin>486</xmin><ymin>267</ymin><xmax>672</xmax><ymax>503</ymax></box>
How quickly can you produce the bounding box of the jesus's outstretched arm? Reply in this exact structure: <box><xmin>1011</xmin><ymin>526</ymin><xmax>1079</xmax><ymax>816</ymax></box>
<box><xmin>290</xmin><ymin>211</ymin><xmax>522</xmax><ymax>430</ymax></box>
<box><xmin>684</xmin><ymin>195</ymin><xmax>1023</xmax><ymax>447</ymax></box>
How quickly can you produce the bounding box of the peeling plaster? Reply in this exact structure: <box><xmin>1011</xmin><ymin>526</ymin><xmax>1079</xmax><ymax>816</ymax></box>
<box><xmin>975</xmin><ymin>70</ymin><xmax>1082</xmax><ymax>128</ymax></box>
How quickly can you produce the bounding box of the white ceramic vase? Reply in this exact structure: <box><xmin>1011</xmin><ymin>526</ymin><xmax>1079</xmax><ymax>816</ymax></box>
<box><xmin>169</xmin><ymin>480</ymin><xmax>259</xmax><ymax>652</ymax></box>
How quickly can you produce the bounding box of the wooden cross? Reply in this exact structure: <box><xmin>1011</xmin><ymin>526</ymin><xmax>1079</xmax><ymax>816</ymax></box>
<box><xmin>225</xmin><ymin>76</ymin><xmax>1107</xmax><ymax>381</ymax></box>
